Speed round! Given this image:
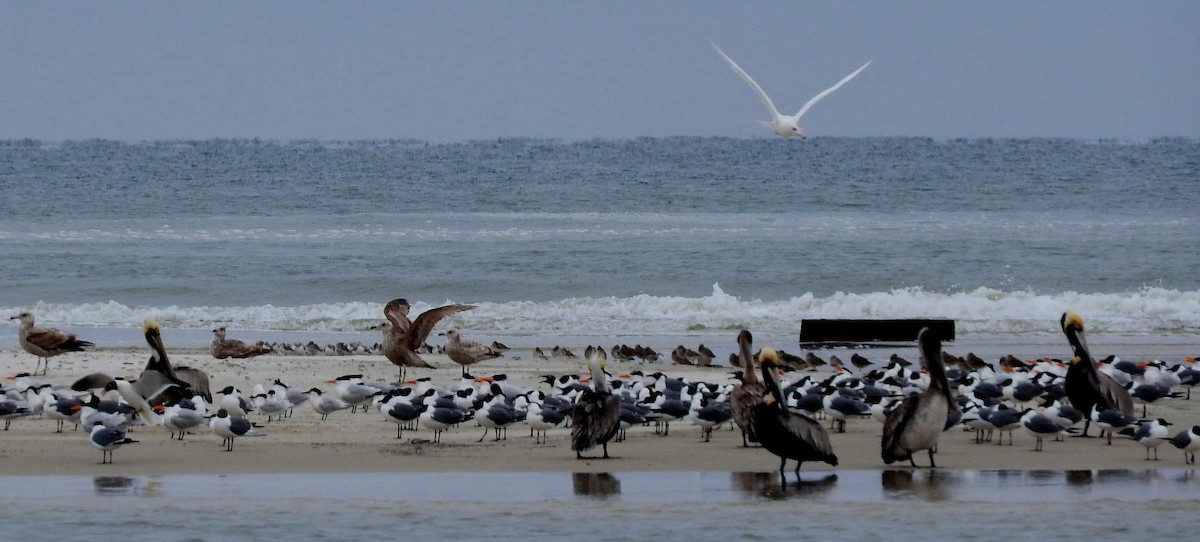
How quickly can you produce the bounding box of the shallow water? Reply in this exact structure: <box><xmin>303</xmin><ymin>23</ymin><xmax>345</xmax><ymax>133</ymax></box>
<box><xmin>2</xmin><ymin>469</ymin><xmax>1196</xmax><ymax>539</ymax></box>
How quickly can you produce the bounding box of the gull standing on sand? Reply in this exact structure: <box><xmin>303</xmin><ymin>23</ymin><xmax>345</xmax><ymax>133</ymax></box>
<box><xmin>89</xmin><ymin>424</ymin><xmax>138</xmax><ymax>464</ymax></box>
<box><xmin>441</xmin><ymin>328</ymin><xmax>503</xmax><ymax>377</ymax></box>
<box><xmin>377</xmin><ymin>299</ymin><xmax>475</xmax><ymax>381</ymax></box>
<box><xmin>10</xmin><ymin>311</ymin><xmax>94</xmax><ymax>376</ymax></box>
<box><xmin>210</xmin><ymin>326</ymin><xmax>273</xmax><ymax>359</ymax></box>
<box><xmin>307</xmin><ymin>388</ymin><xmax>352</xmax><ymax>421</ymax></box>
<box><xmin>712</xmin><ymin>42</ymin><xmax>870</xmax><ymax>139</ymax></box>
<box><xmin>210</xmin><ymin>408</ymin><xmax>265</xmax><ymax>451</ymax></box>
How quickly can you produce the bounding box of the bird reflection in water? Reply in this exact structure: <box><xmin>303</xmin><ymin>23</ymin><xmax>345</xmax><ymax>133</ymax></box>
<box><xmin>93</xmin><ymin>475</ymin><xmax>160</xmax><ymax>496</ymax></box>
<box><xmin>731</xmin><ymin>471</ymin><xmax>837</xmax><ymax>500</ymax></box>
<box><xmin>881</xmin><ymin>469</ymin><xmax>960</xmax><ymax>501</ymax></box>
<box><xmin>572</xmin><ymin>472</ymin><xmax>621</xmax><ymax>498</ymax></box>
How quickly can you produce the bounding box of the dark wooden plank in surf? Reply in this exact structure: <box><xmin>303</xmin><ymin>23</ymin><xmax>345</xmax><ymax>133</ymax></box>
<box><xmin>799</xmin><ymin>318</ymin><xmax>955</xmax><ymax>346</ymax></box>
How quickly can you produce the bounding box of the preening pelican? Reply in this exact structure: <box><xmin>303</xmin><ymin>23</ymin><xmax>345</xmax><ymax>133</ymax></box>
<box><xmin>1061</xmin><ymin>311</ymin><xmax>1134</xmax><ymax>437</ymax></box>
<box><xmin>570</xmin><ymin>348</ymin><xmax>621</xmax><ymax>459</ymax></box>
<box><xmin>71</xmin><ymin>319</ymin><xmax>211</xmax><ymax>406</ymax></box>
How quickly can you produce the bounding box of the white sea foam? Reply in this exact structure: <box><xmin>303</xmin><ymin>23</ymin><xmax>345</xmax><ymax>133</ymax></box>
<box><xmin>6</xmin><ymin>284</ymin><xmax>1198</xmax><ymax>338</ymax></box>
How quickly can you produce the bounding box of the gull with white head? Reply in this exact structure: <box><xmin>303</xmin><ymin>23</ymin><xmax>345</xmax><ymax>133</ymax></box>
<box><xmin>712</xmin><ymin>42</ymin><xmax>870</xmax><ymax>139</ymax></box>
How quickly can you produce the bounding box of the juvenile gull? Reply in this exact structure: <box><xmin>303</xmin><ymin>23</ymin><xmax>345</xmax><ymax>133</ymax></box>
<box><xmin>210</xmin><ymin>326</ymin><xmax>273</xmax><ymax>359</ymax></box>
<box><xmin>377</xmin><ymin>300</ymin><xmax>475</xmax><ymax>380</ymax></box>
<box><xmin>441</xmin><ymin>328</ymin><xmax>503</xmax><ymax>376</ymax></box>
<box><xmin>10</xmin><ymin>311</ymin><xmax>94</xmax><ymax>376</ymax></box>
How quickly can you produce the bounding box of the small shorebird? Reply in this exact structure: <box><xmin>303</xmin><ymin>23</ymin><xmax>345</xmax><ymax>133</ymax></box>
<box><xmin>10</xmin><ymin>311</ymin><xmax>94</xmax><ymax>376</ymax></box>
<box><xmin>210</xmin><ymin>326</ymin><xmax>273</xmax><ymax>359</ymax></box>
<box><xmin>376</xmin><ymin>299</ymin><xmax>475</xmax><ymax>381</ymax></box>
<box><xmin>712</xmin><ymin>42</ymin><xmax>870</xmax><ymax>139</ymax></box>
<box><xmin>441</xmin><ymin>328</ymin><xmax>503</xmax><ymax>376</ymax></box>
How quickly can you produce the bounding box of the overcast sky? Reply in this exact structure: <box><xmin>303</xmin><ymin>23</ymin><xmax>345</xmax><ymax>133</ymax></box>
<box><xmin>2</xmin><ymin>1</ymin><xmax>1196</xmax><ymax>142</ymax></box>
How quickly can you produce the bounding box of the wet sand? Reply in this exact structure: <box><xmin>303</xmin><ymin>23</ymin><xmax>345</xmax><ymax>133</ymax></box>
<box><xmin>2</xmin><ymin>343</ymin><xmax>1199</xmax><ymax>476</ymax></box>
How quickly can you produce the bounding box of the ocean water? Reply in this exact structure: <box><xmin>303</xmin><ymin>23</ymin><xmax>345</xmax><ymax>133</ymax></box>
<box><xmin>1</xmin><ymin>137</ymin><xmax>1198</xmax><ymax>346</ymax></box>
<box><xmin>1</xmin><ymin>470</ymin><xmax>1197</xmax><ymax>540</ymax></box>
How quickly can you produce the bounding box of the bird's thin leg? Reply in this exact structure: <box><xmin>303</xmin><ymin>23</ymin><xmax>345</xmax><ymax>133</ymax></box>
<box><xmin>477</xmin><ymin>427</ymin><xmax>488</xmax><ymax>442</ymax></box>
<box><xmin>928</xmin><ymin>449</ymin><xmax>937</xmax><ymax>468</ymax></box>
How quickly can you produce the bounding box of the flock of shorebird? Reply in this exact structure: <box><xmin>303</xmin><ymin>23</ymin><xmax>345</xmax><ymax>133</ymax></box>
<box><xmin>5</xmin><ymin>306</ymin><xmax>1200</xmax><ymax>482</ymax></box>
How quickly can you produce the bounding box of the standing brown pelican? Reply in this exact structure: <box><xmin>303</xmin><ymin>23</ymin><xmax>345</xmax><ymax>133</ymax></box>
<box><xmin>881</xmin><ymin>327</ymin><xmax>954</xmax><ymax>468</ymax></box>
<box><xmin>377</xmin><ymin>301</ymin><xmax>474</xmax><ymax>381</ymax></box>
<box><xmin>1061</xmin><ymin>311</ymin><xmax>1134</xmax><ymax>437</ymax></box>
<box><xmin>72</xmin><ymin>319</ymin><xmax>212</xmax><ymax>404</ymax></box>
<box><xmin>10</xmin><ymin>311</ymin><xmax>94</xmax><ymax>376</ymax></box>
<box><xmin>752</xmin><ymin>347</ymin><xmax>838</xmax><ymax>482</ymax></box>
<box><xmin>729</xmin><ymin>329</ymin><xmax>764</xmax><ymax>447</ymax></box>
<box><xmin>571</xmin><ymin>348</ymin><xmax>621</xmax><ymax>459</ymax></box>
<box><xmin>210</xmin><ymin>326</ymin><xmax>273</xmax><ymax>359</ymax></box>
<box><xmin>440</xmin><ymin>328</ymin><xmax>503</xmax><ymax>376</ymax></box>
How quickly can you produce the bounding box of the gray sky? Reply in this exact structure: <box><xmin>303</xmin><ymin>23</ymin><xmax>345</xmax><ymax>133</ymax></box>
<box><xmin>2</xmin><ymin>1</ymin><xmax>1196</xmax><ymax>142</ymax></box>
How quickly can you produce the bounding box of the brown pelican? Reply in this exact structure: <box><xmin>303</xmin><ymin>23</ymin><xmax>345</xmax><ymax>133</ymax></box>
<box><xmin>377</xmin><ymin>300</ymin><xmax>474</xmax><ymax>380</ymax></box>
<box><xmin>1061</xmin><ymin>311</ymin><xmax>1134</xmax><ymax>436</ymax></box>
<box><xmin>752</xmin><ymin>347</ymin><xmax>838</xmax><ymax>481</ymax></box>
<box><xmin>570</xmin><ymin>348</ymin><xmax>621</xmax><ymax>459</ymax></box>
<box><xmin>440</xmin><ymin>328</ymin><xmax>502</xmax><ymax>376</ymax></box>
<box><xmin>72</xmin><ymin>319</ymin><xmax>212</xmax><ymax>405</ymax></box>
<box><xmin>729</xmin><ymin>329</ymin><xmax>764</xmax><ymax>447</ymax></box>
<box><xmin>10</xmin><ymin>311</ymin><xmax>94</xmax><ymax>376</ymax></box>
<box><xmin>210</xmin><ymin>326</ymin><xmax>273</xmax><ymax>359</ymax></box>
<box><xmin>881</xmin><ymin>327</ymin><xmax>954</xmax><ymax>468</ymax></box>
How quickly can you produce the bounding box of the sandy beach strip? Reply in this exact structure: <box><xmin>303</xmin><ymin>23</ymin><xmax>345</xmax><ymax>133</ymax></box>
<box><xmin>2</xmin><ymin>344</ymin><xmax>1199</xmax><ymax>477</ymax></box>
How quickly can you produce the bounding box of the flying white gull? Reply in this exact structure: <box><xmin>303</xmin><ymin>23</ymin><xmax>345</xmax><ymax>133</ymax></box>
<box><xmin>712</xmin><ymin>42</ymin><xmax>870</xmax><ymax>139</ymax></box>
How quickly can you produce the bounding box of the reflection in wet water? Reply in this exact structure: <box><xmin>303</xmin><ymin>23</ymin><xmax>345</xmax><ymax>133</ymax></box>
<box><xmin>93</xmin><ymin>476</ymin><xmax>160</xmax><ymax>497</ymax></box>
<box><xmin>730</xmin><ymin>471</ymin><xmax>838</xmax><ymax>500</ymax></box>
<box><xmin>880</xmin><ymin>469</ymin><xmax>962</xmax><ymax>501</ymax></box>
<box><xmin>572</xmin><ymin>472</ymin><xmax>621</xmax><ymax>498</ymax></box>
